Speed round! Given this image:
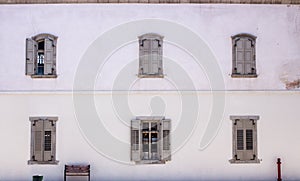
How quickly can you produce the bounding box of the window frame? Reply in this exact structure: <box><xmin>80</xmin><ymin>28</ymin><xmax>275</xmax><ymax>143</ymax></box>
<box><xmin>28</xmin><ymin>116</ymin><xmax>59</xmax><ymax>165</ymax></box>
<box><xmin>138</xmin><ymin>33</ymin><xmax>164</xmax><ymax>78</ymax></box>
<box><xmin>26</xmin><ymin>33</ymin><xmax>58</xmax><ymax>78</ymax></box>
<box><xmin>131</xmin><ymin>116</ymin><xmax>171</xmax><ymax>164</ymax></box>
<box><xmin>231</xmin><ymin>33</ymin><xmax>257</xmax><ymax>78</ymax></box>
<box><xmin>229</xmin><ymin>115</ymin><xmax>260</xmax><ymax>164</ymax></box>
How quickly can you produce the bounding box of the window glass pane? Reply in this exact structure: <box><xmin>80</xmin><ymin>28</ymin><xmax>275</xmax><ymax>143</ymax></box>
<box><xmin>237</xmin><ymin>130</ymin><xmax>244</xmax><ymax>150</ymax></box>
<box><xmin>151</xmin><ymin>122</ymin><xmax>157</xmax><ymax>131</ymax></box>
<box><xmin>142</xmin><ymin>133</ymin><xmax>149</xmax><ymax>152</ymax></box>
<box><xmin>142</xmin><ymin>123</ymin><xmax>149</xmax><ymax>131</ymax></box>
<box><xmin>151</xmin><ymin>133</ymin><xmax>158</xmax><ymax>153</ymax></box>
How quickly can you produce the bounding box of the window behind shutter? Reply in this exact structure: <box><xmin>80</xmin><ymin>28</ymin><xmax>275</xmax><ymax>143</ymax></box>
<box><xmin>32</xmin><ymin>120</ymin><xmax>43</xmax><ymax>162</ymax></box>
<box><xmin>131</xmin><ymin>119</ymin><xmax>141</xmax><ymax>162</ymax></box>
<box><xmin>26</xmin><ymin>38</ymin><xmax>37</xmax><ymax>75</ymax></box>
<box><xmin>161</xmin><ymin>119</ymin><xmax>171</xmax><ymax>161</ymax></box>
<box><xmin>44</xmin><ymin>38</ymin><xmax>54</xmax><ymax>75</ymax></box>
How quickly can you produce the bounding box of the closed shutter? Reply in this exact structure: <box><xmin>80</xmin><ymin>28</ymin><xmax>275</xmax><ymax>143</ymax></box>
<box><xmin>44</xmin><ymin>38</ymin><xmax>54</xmax><ymax>75</ymax></box>
<box><xmin>32</xmin><ymin>120</ymin><xmax>43</xmax><ymax>162</ymax></box>
<box><xmin>131</xmin><ymin>119</ymin><xmax>141</xmax><ymax>162</ymax></box>
<box><xmin>234</xmin><ymin>120</ymin><xmax>244</xmax><ymax>160</ymax></box>
<box><xmin>139</xmin><ymin>39</ymin><xmax>151</xmax><ymax>75</ymax></box>
<box><xmin>44</xmin><ymin>120</ymin><xmax>56</xmax><ymax>161</ymax></box>
<box><xmin>244</xmin><ymin>39</ymin><xmax>255</xmax><ymax>75</ymax></box>
<box><xmin>235</xmin><ymin>38</ymin><xmax>245</xmax><ymax>74</ymax></box>
<box><xmin>161</xmin><ymin>119</ymin><xmax>171</xmax><ymax>161</ymax></box>
<box><xmin>150</xmin><ymin>39</ymin><xmax>160</xmax><ymax>75</ymax></box>
<box><xmin>26</xmin><ymin>38</ymin><xmax>37</xmax><ymax>75</ymax></box>
<box><xmin>243</xmin><ymin>119</ymin><xmax>256</xmax><ymax>161</ymax></box>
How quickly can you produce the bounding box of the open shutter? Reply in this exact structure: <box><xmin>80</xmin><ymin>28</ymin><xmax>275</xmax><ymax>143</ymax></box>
<box><xmin>44</xmin><ymin>38</ymin><xmax>54</xmax><ymax>75</ymax></box>
<box><xmin>244</xmin><ymin>39</ymin><xmax>255</xmax><ymax>75</ymax></box>
<box><xmin>161</xmin><ymin>119</ymin><xmax>171</xmax><ymax>161</ymax></box>
<box><xmin>131</xmin><ymin>119</ymin><xmax>141</xmax><ymax>162</ymax></box>
<box><xmin>26</xmin><ymin>38</ymin><xmax>37</xmax><ymax>75</ymax></box>
<box><xmin>32</xmin><ymin>120</ymin><xmax>43</xmax><ymax>162</ymax></box>
<box><xmin>43</xmin><ymin>120</ymin><xmax>56</xmax><ymax>162</ymax></box>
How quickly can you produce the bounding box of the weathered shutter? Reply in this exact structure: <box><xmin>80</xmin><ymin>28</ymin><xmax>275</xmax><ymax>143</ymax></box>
<box><xmin>26</xmin><ymin>38</ymin><xmax>37</xmax><ymax>75</ymax></box>
<box><xmin>243</xmin><ymin>119</ymin><xmax>256</xmax><ymax>161</ymax></box>
<box><xmin>234</xmin><ymin>120</ymin><xmax>244</xmax><ymax>160</ymax></box>
<box><xmin>32</xmin><ymin>120</ymin><xmax>43</xmax><ymax>162</ymax></box>
<box><xmin>131</xmin><ymin>119</ymin><xmax>141</xmax><ymax>162</ymax></box>
<box><xmin>139</xmin><ymin>39</ymin><xmax>151</xmax><ymax>75</ymax></box>
<box><xmin>150</xmin><ymin>39</ymin><xmax>160</xmax><ymax>75</ymax></box>
<box><xmin>235</xmin><ymin>38</ymin><xmax>245</xmax><ymax>74</ymax></box>
<box><xmin>244</xmin><ymin>39</ymin><xmax>255</xmax><ymax>75</ymax></box>
<box><xmin>43</xmin><ymin>120</ymin><xmax>56</xmax><ymax>161</ymax></box>
<box><xmin>161</xmin><ymin>119</ymin><xmax>171</xmax><ymax>161</ymax></box>
<box><xmin>44</xmin><ymin>38</ymin><xmax>54</xmax><ymax>75</ymax></box>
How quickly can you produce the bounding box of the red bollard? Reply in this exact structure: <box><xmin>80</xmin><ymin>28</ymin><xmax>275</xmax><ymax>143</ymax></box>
<box><xmin>277</xmin><ymin>158</ymin><xmax>282</xmax><ymax>181</ymax></box>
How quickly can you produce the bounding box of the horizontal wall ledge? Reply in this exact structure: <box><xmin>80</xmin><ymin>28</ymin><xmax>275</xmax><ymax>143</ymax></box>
<box><xmin>0</xmin><ymin>0</ymin><xmax>299</xmax><ymax>4</ymax></box>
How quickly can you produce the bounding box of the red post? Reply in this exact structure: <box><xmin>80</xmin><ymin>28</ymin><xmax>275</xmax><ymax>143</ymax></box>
<box><xmin>277</xmin><ymin>158</ymin><xmax>282</xmax><ymax>181</ymax></box>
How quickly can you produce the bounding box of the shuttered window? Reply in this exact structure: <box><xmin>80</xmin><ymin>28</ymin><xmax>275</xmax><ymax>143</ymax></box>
<box><xmin>28</xmin><ymin>117</ymin><xmax>58</xmax><ymax>165</ymax></box>
<box><xmin>138</xmin><ymin>34</ymin><xmax>163</xmax><ymax>78</ymax></box>
<box><xmin>131</xmin><ymin>117</ymin><xmax>171</xmax><ymax>164</ymax></box>
<box><xmin>232</xmin><ymin>34</ymin><xmax>257</xmax><ymax>78</ymax></box>
<box><xmin>26</xmin><ymin>34</ymin><xmax>57</xmax><ymax>78</ymax></box>
<box><xmin>230</xmin><ymin>116</ymin><xmax>260</xmax><ymax>164</ymax></box>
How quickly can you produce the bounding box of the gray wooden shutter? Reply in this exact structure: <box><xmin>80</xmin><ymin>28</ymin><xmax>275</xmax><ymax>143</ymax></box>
<box><xmin>150</xmin><ymin>39</ymin><xmax>160</xmax><ymax>75</ymax></box>
<box><xmin>32</xmin><ymin>120</ymin><xmax>43</xmax><ymax>162</ymax></box>
<box><xmin>235</xmin><ymin>38</ymin><xmax>245</xmax><ymax>74</ymax></box>
<box><xmin>243</xmin><ymin>119</ymin><xmax>256</xmax><ymax>161</ymax></box>
<box><xmin>139</xmin><ymin>39</ymin><xmax>150</xmax><ymax>75</ymax></box>
<box><xmin>43</xmin><ymin>120</ymin><xmax>56</xmax><ymax>162</ymax></box>
<box><xmin>44</xmin><ymin>38</ymin><xmax>54</xmax><ymax>75</ymax></box>
<box><xmin>161</xmin><ymin>119</ymin><xmax>171</xmax><ymax>161</ymax></box>
<box><xmin>234</xmin><ymin>119</ymin><xmax>244</xmax><ymax>160</ymax></box>
<box><xmin>244</xmin><ymin>39</ymin><xmax>255</xmax><ymax>75</ymax></box>
<box><xmin>26</xmin><ymin>38</ymin><xmax>37</xmax><ymax>75</ymax></box>
<box><xmin>131</xmin><ymin>119</ymin><xmax>141</xmax><ymax>162</ymax></box>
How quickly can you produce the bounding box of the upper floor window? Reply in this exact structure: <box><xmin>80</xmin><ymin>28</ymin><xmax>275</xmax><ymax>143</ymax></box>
<box><xmin>231</xmin><ymin>34</ymin><xmax>257</xmax><ymax>78</ymax></box>
<box><xmin>28</xmin><ymin>116</ymin><xmax>58</xmax><ymax>165</ymax></box>
<box><xmin>138</xmin><ymin>33</ymin><xmax>163</xmax><ymax>78</ymax></box>
<box><xmin>229</xmin><ymin>116</ymin><xmax>260</xmax><ymax>164</ymax></box>
<box><xmin>131</xmin><ymin>116</ymin><xmax>171</xmax><ymax>164</ymax></box>
<box><xmin>26</xmin><ymin>34</ymin><xmax>57</xmax><ymax>78</ymax></box>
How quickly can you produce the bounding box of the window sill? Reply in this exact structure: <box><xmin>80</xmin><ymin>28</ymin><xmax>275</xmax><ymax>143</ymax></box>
<box><xmin>231</xmin><ymin>74</ymin><xmax>257</xmax><ymax>78</ymax></box>
<box><xmin>30</xmin><ymin>74</ymin><xmax>57</xmax><ymax>78</ymax></box>
<box><xmin>28</xmin><ymin>160</ymin><xmax>59</xmax><ymax>165</ymax></box>
<box><xmin>134</xmin><ymin>160</ymin><xmax>166</xmax><ymax>164</ymax></box>
<box><xmin>229</xmin><ymin>159</ymin><xmax>260</xmax><ymax>164</ymax></box>
<box><xmin>138</xmin><ymin>74</ymin><xmax>164</xmax><ymax>78</ymax></box>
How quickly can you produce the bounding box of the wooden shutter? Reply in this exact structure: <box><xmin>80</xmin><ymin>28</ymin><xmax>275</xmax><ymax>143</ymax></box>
<box><xmin>234</xmin><ymin>120</ymin><xmax>244</xmax><ymax>160</ymax></box>
<box><xmin>244</xmin><ymin>39</ymin><xmax>255</xmax><ymax>75</ymax></box>
<box><xmin>150</xmin><ymin>39</ymin><xmax>160</xmax><ymax>75</ymax></box>
<box><xmin>26</xmin><ymin>38</ymin><xmax>37</xmax><ymax>75</ymax></box>
<box><xmin>131</xmin><ymin>119</ymin><xmax>141</xmax><ymax>162</ymax></box>
<box><xmin>32</xmin><ymin>120</ymin><xmax>43</xmax><ymax>162</ymax></box>
<box><xmin>43</xmin><ymin>120</ymin><xmax>56</xmax><ymax>162</ymax></box>
<box><xmin>139</xmin><ymin>39</ymin><xmax>151</xmax><ymax>75</ymax></box>
<box><xmin>161</xmin><ymin>119</ymin><xmax>171</xmax><ymax>161</ymax></box>
<box><xmin>44</xmin><ymin>38</ymin><xmax>55</xmax><ymax>75</ymax></box>
<box><xmin>235</xmin><ymin>38</ymin><xmax>245</xmax><ymax>74</ymax></box>
<box><xmin>243</xmin><ymin>119</ymin><xmax>257</xmax><ymax>160</ymax></box>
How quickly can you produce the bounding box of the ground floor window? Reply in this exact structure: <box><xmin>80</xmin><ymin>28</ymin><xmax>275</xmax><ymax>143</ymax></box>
<box><xmin>131</xmin><ymin>116</ymin><xmax>171</xmax><ymax>164</ymax></box>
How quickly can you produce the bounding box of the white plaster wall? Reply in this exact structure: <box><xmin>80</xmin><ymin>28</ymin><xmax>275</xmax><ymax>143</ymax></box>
<box><xmin>0</xmin><ymin>92</ymin><xmax>300</xmax><ymax>180</ymax></box>
<box><xmin>0</xmin><ymin>4</ymin><xmax>299</xmax><ymax>91</ymax></box>
<box><xmin>0</xmin><ymin>3</ymin><xmax>300</xmax><ymax>181</ymax></box>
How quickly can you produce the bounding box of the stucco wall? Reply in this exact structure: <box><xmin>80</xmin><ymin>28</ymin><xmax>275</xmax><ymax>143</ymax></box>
<box><xmin>0</xmin><ymin>3</ymin><xmax>300</xmax><ymax>181</ymax></box>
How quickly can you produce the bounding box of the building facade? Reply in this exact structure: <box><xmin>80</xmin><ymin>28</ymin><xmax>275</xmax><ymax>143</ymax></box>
<box><xmin>0</xmin><ymin>1</ymin><xmax>300</xmax><ymax>180</ymax></box>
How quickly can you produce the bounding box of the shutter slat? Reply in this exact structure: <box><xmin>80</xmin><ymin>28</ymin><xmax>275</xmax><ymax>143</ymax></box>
<box><xmin>26</xmin><ymin>38</ymin><xmax>37</xmax><ymax>75</ymax></box>
<box><xmin>44</xmin><ymin>38</ymin><xmax>54</xmax><ymax>75</ymax></box>
<box><xmin>161</xmin><ymin>119</ymin><xmax>171</xmax><ymax>161</ymax></box>
<box><xmin>131</xmin><ymin>119</ymin><xmax>141</xmax><ymax>162</ymax></box>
